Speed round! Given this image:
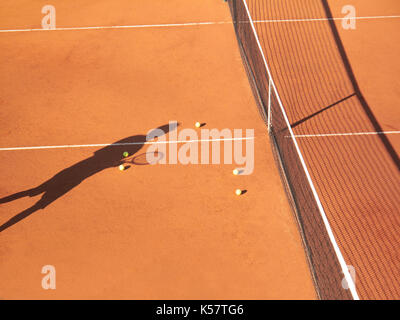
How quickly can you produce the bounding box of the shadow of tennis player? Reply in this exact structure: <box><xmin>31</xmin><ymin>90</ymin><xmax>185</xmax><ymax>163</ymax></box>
<box><xmin>0</xmin><ymin>122</ymin><xmax>178</xmax><ymax>233</ymax></box>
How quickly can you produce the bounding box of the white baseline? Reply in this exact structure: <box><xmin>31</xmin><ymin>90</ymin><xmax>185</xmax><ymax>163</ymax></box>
<box><xmin>0</xmin><ymin>136</ymin><xmax>255</xmax><ymax>152</ymax></box>
<box><xmin>291</xmin><ymin>131</ymin><xmax>400</xmax><ymax>138</ymax></box>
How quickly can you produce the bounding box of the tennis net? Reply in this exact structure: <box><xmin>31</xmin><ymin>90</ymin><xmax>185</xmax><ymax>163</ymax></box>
<box><xmin>227</xmin><ymin>0</ymin><xmax>357</xmax><ymax>300</ymax></box>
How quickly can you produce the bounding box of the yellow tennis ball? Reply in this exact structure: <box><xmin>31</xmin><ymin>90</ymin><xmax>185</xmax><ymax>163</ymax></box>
<box><xmin>119</xmin><ymin>164</ymin><xmax>125</xmax><ymax>171</ymax></box>
<box><xmin>123</xmin><ymin>151</ymin><xmax>129</xmax><ymax>158</ymax></box>
<box><xmin>233</xmin><ymin>169</ymin><xmax>239</xmax><ymax>175</ymax></box>
<box><xmin>235</xmin><ymin>189</ymin><xmax>242</xmax><ymax>196</ymax></box>
<box><xmin>195</xmin><ymin>122</ymin><xmax>201</xmax><ymax>128</ymax></box>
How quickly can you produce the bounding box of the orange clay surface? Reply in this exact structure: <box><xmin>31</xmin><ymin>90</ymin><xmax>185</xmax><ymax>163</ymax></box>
<box><xmin>0</xmin><ymin>1</ymin><xmax>316</xmax><ymax>299</ymax></box>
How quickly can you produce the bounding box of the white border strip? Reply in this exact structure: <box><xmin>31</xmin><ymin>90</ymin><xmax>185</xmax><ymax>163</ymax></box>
<box><xmin>241</xmin><ymin>0</ymin><xmax>359</xmax><ymax>299</ymax></box>
<box><xmin>0</xmin><ymin>15</ymin><xmax>398</xmax><ymax>33</ymax></box>
<box><xmin>267</xmin><ymin>78</ymin><xmax>272</xmax><ymax>132</ymax></box>
<box><xmin>0</xmin><ymin>136</ymin><xmax>254</xmax><ymax>151</ymax></box>
<box><xmin>292</xmin><ymin>131</ymin><xmax>400</xmax><ymax>138</ymax></box>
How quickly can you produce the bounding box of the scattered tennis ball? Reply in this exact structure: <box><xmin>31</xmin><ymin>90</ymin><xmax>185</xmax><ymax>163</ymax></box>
<box><xmin>233</xmin><ymin>169</ymin><xmax>239</xmax><ymax>176</ymax></box>
<box><xmin>123</xmin><ymin>151</ymin><xmax>129</xmax><ymax>158</ymax></box>
<box><xmin>235</xmin><ymin>189</ymin><xmax>242</xmax><ymax>196</ymax></box>
<box><xmin>119</xmin><ymin>164</ymin><xmax>125</xmax><ymax>171</ymax></box>
<box><xmin>195</xmin><ymin>122</ymin><xmax>201</xmax><ymax>128</ymax></box>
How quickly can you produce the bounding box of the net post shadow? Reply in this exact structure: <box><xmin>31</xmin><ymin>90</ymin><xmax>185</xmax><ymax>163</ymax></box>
<box><xmin>320</xmin><ymin>0</ymin><xmax>400</xmax><ymax>171</ymax></box>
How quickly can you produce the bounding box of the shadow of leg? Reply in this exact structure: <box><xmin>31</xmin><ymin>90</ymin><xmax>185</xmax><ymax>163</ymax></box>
<box><xmin>0</xmin><ymin>190</ymin><xmax>33</xmax><ymax>204</ymax></box>
<box><xmin>0</xmin><ymin>203</ymin><xmax>43</xmax><ymax>232</ymax></box>
<box><xmin>0</xmin><ymin>186</ymin><xmax>45</xmax><ymax>204</ymax></box>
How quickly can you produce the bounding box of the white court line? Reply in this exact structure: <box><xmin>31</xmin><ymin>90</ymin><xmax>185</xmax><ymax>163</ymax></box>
<box><xmin>0</xmin><ymin>21</ymin><xmax>232</xmax><ymax>33</ymax></box>
<box><xmin>291</xmin><ymin>131</ymin><xmax>400</xmax><ymax>138</ymax></box>
<box><xmin>0</xmin><ymin>136</ymin><xmax>255</xmax><ymax>152</ymax></box>
<box><xmin>254</xmin><ymin>15</ymin><xmax>400</xmax><ymax>24</ymax></box>
<box><xmin>0</xmin><ymin>15</ymin><xmax>399</xmax><ymax>33</ymax></box>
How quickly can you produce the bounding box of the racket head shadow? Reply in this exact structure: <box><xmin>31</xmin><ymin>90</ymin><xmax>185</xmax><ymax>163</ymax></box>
<box><xmin>128</xmin><ymin>151</ymin><xmax>164</xmax><ymax>165</ymax></box>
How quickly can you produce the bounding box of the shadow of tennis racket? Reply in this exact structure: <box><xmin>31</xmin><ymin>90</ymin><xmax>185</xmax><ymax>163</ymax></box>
<box><xmin>123</xmin><ymin>151</ymin><xmax>164</xmax><ymax>166</ymax></box>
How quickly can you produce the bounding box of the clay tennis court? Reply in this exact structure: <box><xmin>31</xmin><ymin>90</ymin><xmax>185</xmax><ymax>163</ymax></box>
<box><xmin>0</xmin><ymin>0</ymin><xmax>399</xmax><ymax>300</ymax></box>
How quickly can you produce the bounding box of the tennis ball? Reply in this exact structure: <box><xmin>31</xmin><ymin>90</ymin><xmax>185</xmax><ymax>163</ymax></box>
<box><xmin>119</xmin><ymin>164</ymin><xmax>125</xmax><ymax>171</ymax></box>
<box><xmin>233</xmin><ymin>169</ymin><xmax>239</xmax><ymax>175</ymax></box>
<box><xmin>235</xmin><ymin>189</ymin><xmax>242</xmax><ymax>196</ymax></box>
<box><xmin>123</xmin><ymin>151</ymin><xmax>129</xmax><ymax>158</ymax></box>
<box><xmin>195</xmin><ymin>122</ymin><xmax>201</xmax><ymax>128</ymax></box>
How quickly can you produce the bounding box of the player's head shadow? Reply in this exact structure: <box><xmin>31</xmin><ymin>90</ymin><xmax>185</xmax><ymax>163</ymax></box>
<box><xmin>0</xmin><ymin>122</ymin><xmax>179</xmax><ymax>233</ymax></box>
